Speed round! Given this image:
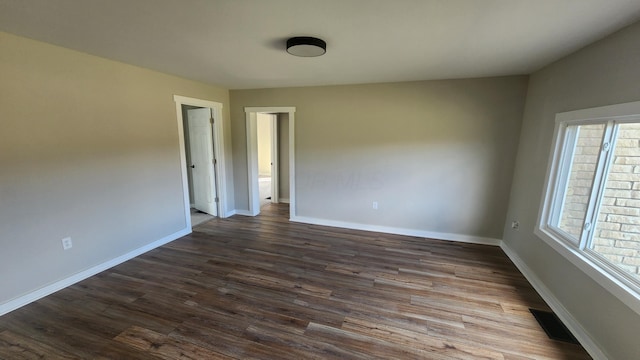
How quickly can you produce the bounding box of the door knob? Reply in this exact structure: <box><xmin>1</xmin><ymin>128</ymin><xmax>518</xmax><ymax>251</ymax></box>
<box><xmin>190</xmin><ymin>164</ymin><xmax>195</xmax><ymax>168</ymax></box>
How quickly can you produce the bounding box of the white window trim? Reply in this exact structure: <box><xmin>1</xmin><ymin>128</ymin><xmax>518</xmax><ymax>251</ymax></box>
<box><xmin>536</xmin><ymin>100</ymin><xmax>640</xmax><ymax>316</ymax></box>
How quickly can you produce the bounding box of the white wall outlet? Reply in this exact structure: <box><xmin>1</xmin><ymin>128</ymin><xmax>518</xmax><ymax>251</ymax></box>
<box><xmin>372</xmin><ymin>201</ymin><xmax>378</xmax><ymax>210</ymax></box>
<box><xmin>61</xmin><ymin>237</ymin><xmax>73</xmax><ymax>250</ymax></box>
<box><xmin>511</xmin><ymin>221</ymin><xmax>520</xmax><ymax>231</ymax></box>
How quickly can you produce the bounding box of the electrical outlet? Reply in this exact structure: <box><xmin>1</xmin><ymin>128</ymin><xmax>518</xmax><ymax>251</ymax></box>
<box><xmin>511</xmin><ymin>221</ymin><xmax>520</xmax><ymax>231</ymax></box>
<box><xmin>372</xmin><ymin>201</ymin><xmax>378</xmax><ymax>210</ymax></box>
<box><xmin>62</xmin><ymin>237</ymin><xmax>73</xmax><ymax>250</ymax></box>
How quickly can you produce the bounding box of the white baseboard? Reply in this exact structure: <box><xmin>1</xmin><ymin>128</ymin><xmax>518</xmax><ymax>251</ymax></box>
<box><xmin>500</xmin><ymin>242</ymin><xmax>608</xmax><ymax>360</ymax></box>
<box><xmin>224</xmin><ymin>209</ymin><xmax>237</xmax><ymax>217</ymax></box>
<box><xmin>278</xmin><ymin>198</ymin><xmax>290</xmax><ymax>204</ymax></box>
<box><xmin>0</xmin><ymin>228</ymin><xmax>191</xmax><ymax>316</ymax></box>
<box><xmin>233</xmin><ymin>209</ymin><xmax>255</xmax><ymax>216</ymax></box>
<box><xmin>289</xmin><ymin>216</ymin><xmax>501</xmax><ymax>246</ymax></box>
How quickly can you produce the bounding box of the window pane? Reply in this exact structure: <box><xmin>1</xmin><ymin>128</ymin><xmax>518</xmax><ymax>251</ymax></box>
<box><xmin>590</xmin><ymin>123</ymin><xmax>640</xmax><ymax>281</ymax></box>
<box><xmin>557</xmin><ymin>124</ymin><xmax>605</xmax><ymax>240</ymax></box>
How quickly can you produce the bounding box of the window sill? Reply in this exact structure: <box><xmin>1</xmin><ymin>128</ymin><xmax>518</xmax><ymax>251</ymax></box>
<box><xmin>534</xmin><ymin>226</ymin><xmax>640</xmax><ymax>316</ymax></box>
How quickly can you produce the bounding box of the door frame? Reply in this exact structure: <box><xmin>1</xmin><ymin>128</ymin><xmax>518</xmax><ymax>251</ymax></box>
<box><xmin>245</xmin><ymin>107</ymin><xmax>296</xmax><ymax>218</ymax></box>
<box><xmin>270</xmin><ymin>115</ymin><xmax>279</xmax><ymax>203</ymax></box>
<box><xmin>174</xmin><ymin>95</ymin><xmax>228</xmax><ymax>228</ymax></box>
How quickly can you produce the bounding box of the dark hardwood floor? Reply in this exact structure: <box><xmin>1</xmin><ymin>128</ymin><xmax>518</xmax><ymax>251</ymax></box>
<box><xmin>0</xmin><ymin>204</ymin><xmax>591</xmax><ymax>359</ymax></box>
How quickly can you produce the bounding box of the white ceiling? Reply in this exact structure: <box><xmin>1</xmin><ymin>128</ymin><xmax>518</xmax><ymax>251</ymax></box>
<box><xmin>1</xmin><ymin>0</ymin><xmax>640</xmax><ymax>89</ymax></box>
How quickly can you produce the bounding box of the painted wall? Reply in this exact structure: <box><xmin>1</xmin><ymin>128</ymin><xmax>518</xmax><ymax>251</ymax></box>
<box><xmin>231</xmin><ymin>76</ymin><xmax>528</xmax><ymax>241</ymax></box>
<box><xmin>0</xmin><ymin>32</ymin><xmax>231</xmax><ymax>308</ymax></box>
<box><xmin>503</xmin><ymin>21</ymin><xmax>640</xmax><ymax>360</ymax></box>
<box><xmin>256</xmin><ymin>113</ymin><xmax>273</xmax><ymax>177</ymax></box>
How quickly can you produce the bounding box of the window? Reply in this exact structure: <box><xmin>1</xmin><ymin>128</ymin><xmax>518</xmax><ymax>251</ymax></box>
<box><xmin>538</xmin><ymin>101</ymin><xmax>640</xmax><ymax>312</ymax></box>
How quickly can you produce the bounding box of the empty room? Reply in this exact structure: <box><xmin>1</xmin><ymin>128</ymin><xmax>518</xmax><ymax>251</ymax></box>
<box><xmin>1</xmin><ymin>1</ymin><xmax>640</xmax><ymax>359</ymax></box>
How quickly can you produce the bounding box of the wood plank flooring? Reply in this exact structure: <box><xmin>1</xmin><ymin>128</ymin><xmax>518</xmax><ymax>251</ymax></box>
<box><xmin>0</xmin><ymin>204</ymin><xmax>591</xmax><ymax>359</ymax></box>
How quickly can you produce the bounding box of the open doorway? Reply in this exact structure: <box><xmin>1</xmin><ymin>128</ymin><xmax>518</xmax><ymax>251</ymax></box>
<box><xmin>183</xmin><ymin>106</ymin><xmax>217</xmax><ymax>225</ymax></box>
<box><xmin>257</xmin><ymin>113</ymin><xmax>278</xmax><ymax>208</ymax></box>
<box><xmin>245</xmin><ymin>107</ymin><xmax>296</xmax><ymax>218</ymax></box>
<box><xmin>174</xmin><ymin>95</ymin><xmax>228</xmax><ymax>230</ymax></box>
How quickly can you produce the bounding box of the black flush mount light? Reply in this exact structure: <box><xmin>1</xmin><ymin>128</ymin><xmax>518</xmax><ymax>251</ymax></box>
<box><xmin>286</xmin><ymin>36</ymin><xmax>326</xmax><ymax>57</ymax></box>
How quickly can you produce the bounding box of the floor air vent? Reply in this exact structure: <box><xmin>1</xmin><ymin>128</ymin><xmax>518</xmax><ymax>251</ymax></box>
<box><xmin>529</xmin><ymin>309</ymin><xmax>579</xmax><ymax>344</ymax></box>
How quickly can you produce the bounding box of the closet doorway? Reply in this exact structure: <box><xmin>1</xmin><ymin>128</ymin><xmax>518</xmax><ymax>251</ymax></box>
<box><xmin>174</xmin><ymin>95</ymin><xmax>228</xmax><ymax>229</ymax></box>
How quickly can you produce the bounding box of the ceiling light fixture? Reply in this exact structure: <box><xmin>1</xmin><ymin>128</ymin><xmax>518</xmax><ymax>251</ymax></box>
<box><xmin>286</xmin><ymin>36</ymin><xmax>326</xmax><ymax>57</ymax></box>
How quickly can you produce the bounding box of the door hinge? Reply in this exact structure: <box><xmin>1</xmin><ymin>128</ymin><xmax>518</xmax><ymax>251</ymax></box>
<box><xmin>210</xmin><ymin>117</ymin><xmax>214</xmax><ymax>124</ymax></box>
<box><xmin>212</xmin><ymin>158</ymin><xmax>217</xmax><ymax>165</ymax></box>
<box><xmin>602</xmin><ymin>142</ymin><xmax>610</xmax><ymax>152</ymax></box>
<box><xmin>215</xmin><ymin>197</ymin><xmax>219</xmax><ymax>203</ymax></box>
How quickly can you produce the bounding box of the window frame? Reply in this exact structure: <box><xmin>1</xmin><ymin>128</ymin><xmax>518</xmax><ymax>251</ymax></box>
<box><xmin>536</xmin><ymin>100</ymin><xmax>640</xmax><ymax>316</ymax></box>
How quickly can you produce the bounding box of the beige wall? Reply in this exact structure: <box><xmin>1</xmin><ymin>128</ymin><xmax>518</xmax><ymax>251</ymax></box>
<box><xmin>0</xmin><ymin>32</ymin><xmax>231</xmax><ymax>306</ymax></box>
<box><xmin>231</xmin><ymin>76</ymin><xmax>528</xmax><ymax>240</ymax></box>
<box><xmin>256</xmin><ymin>113</ymin><xmax>273</xmax><ymax>176</ymax></box>
<box><xmin>503</xmin><ymin>21</ymin><xmax>640</xmax><ymax>360</ymax></box>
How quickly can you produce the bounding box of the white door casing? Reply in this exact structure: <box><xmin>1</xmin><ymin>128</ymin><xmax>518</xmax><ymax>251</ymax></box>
<box><xmin>174</xmin><ymin>95</ymin><xmax>228</xmax><ymax>231</ymax></box>
<box><xmin>187</xmin><ymin>108</ymin><xmax>217</xmax><ymax>216</ymax></box>
<box><xmin>270</xmin><ymin>115</ymin><xmax>279</xmax><ymax>204</ymax></box>
<box><xmin>245</xmin><ymin>107</ymin><xmax>296</xmax><ymax>217</ymax></box>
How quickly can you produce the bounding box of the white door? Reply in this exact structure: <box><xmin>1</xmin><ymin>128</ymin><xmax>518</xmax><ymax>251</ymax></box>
<box><xmin>187</xmin><ymin>108</ymin><xmax>217</xmax><ymax>216</ymax></box>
